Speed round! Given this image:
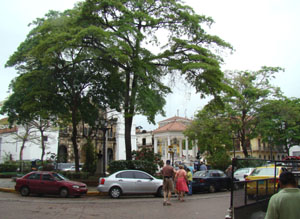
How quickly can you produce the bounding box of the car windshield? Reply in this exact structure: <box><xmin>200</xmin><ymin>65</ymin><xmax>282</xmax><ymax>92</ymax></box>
<box><xmin>194</xmin><ymin>171</ymin><xmax>207</xmax><ymax>177</ymax></box>
<box><xmin>235</xmin><ymin>168</ymin><xmax>250</xmax><ymax>174</ymax></box>
<box><xmin>52</xmin><ymin>173</ymin><xmax>68</xmax><ymax>181</ymax></box>
<box><xmin>250</xmin><ymin>167</ymin><xmax>278</xmax><ymax>176</ymax></box>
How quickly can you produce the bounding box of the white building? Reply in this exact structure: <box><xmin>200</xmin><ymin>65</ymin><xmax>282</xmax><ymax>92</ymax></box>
<box><xmin>0</xmin><ymin>121</ymin><xmax>59</xmax><ymax>163</ymax></box>
<box><xmin>114</xmin><ymin>112</ymin><xmax>137</xmax><ymax>160</ymax></box>
<box><xmin>152</xmin><ymin>116</ymin><xmax>197</xmax><ymax>164</ymax></box>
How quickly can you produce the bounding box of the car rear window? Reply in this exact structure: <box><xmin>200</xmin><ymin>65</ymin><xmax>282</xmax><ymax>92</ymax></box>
<box><xmin>116</xmin><ymin>171</ymin><xmax>135</xmax><ymax>179</ymax></box>
<box><xmin>251</xmin><ymin>167</ymin><xmax>278</xmax><ymax>176</ymax></box>
<box><xmin>194</xmin><ymin>171</ymin><xmax>207</xmax><ymax>177</ymax></box>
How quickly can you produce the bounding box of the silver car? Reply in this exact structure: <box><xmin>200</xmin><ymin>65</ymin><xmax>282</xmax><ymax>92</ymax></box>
<box><xmin>234</xmin><ymin>167</ymin><xmax>255</xmax><ymax>181</ymax></box>
<box><xmin>97</xmin><ymin>170</ymin><xmax>163</xmax><ymax>198</ymax></box>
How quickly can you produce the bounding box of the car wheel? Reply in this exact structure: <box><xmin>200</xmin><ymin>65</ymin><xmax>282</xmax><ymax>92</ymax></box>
<box><xmin>59</xmin><ymin>188</ymin><xmax>69</xmax><ymax>198</ymax></box>
<box><xmin>209</xmin><ymin>185</ymin><xmax>216</xmax><ymax>193</ymax></box>
<box><xmin>156</xmin><ymin>186</ymin><xmax>163</xmax><ymax>197</ymax></box>
<box><xmin>20</xmin><ymin>186</ymin><xmax>30</xmax><ymax>196</ymax></box>
<box><xmin>109</xmin><ymin>187</ymin><xmax>122</xmax><ymax>198</ymax></box>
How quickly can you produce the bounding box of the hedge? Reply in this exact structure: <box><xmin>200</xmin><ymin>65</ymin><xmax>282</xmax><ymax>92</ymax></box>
<box><xmin>108</xmin><ymin>160</ymin><xmax>158</xmax><ymax>175</ymax></box>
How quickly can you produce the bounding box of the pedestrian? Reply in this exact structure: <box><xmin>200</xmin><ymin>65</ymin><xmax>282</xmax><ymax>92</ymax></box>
<box><xmin>265</xmin><ymin>171</ymin><xmax>300</xmax><ymax>219</ymax></box>
<box><xmin>175</xmin><ymin>165</ymin><xmax>189</xmax><ymax>202</ymax></box>
<box><xmin>225</xmin><ymin>165</ymin><xmax>232</xmax><ymax>178</ymax></box>
<box><xmin>200</xmin><ymin>161</ymin><xmax>207</xmax><ymax>171</ymax></box>
<box><xmin>186</xmin><ymin>168</ymin><xmax>193</xmax><ymax>195</ymax></box>
<box><xmin>161</xmin><ymin>160</ymin><xmax>175</xmax><ymax>206</ymax></box>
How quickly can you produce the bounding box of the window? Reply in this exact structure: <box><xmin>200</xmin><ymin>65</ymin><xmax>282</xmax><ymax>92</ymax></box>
<box><xmin>142</xmin><ymin>138</ymin><xmax>146</xmax><ymax>145</ymax></box>
<box><xmin>42</xmin><ymin>136</ymin><xmax>48</xmax><ymax>142</ymax></box>
<box><xmin>116</xmin><ymin>171</ymin><xmax>135</xmax><ymax>179</ymax></box>
<box><xmin>27</xmin><ymin>173</ymin><xmax>41</xmax><ymax>180</ymax></box>
<box><xmin>42</xmin><ymin>174</ymin><xmax>53</xmax><ymax>181</ymax></box>
<box><xmin>134</xmin><ymin>172</ymin><xmax>152</xmax><ymax>179</ymax></box>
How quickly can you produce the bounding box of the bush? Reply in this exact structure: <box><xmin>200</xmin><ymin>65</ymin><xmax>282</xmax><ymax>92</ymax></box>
<box><xmin>0</xmin><ymin>162</ymin><xmax>18</xmax><ymax>172</ymax></box>
<box><xmin>207</xmin><ymin>147</ymin><xmax>231</xmax><ymax>171</ymax></box>
<box><xmin>108</xmin><ymin>160</ymin><xmax>158</xmax><ymax>175</ymax></box>
<box><xmin>60</xmin><ymin>171</ymin><xmax>89</xmax><ymax>180</ymax></box>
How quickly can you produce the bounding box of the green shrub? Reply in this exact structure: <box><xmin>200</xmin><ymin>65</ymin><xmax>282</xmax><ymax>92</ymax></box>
<box><xmin>60</xmin><ymin>171</ymin><xmax>89</xmax><ymax>180</ymax></box>
<box><xmin>108</xmin><ymin>160</ymin><xmax>157</xmax><ymax>175</ymax></box>
<box><xmin>0</xmin><ymin>162</ymin><xmax>18</xmax><ymax>172</ymax></box>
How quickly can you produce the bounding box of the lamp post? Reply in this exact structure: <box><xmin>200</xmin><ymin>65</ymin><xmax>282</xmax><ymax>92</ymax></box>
<box><xmin>98</xmin><ymin>117</ymin><xmax>117</xmax><ymax>177</ymax></box>
<box><xmin>232</xmin><ymin>132</ymin><xmax>239</xmax><ymax>158</ymax></box>
<box><xmin>268</xmin><ymin>136</ymin><xmax>273</xmax><ymax>160</ymax></box>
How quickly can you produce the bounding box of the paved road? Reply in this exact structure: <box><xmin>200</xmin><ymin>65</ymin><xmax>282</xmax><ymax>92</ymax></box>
<box><xmin>0</xmin><ymin>191</ymin><xmax>230</xmax><ymax>219</ymax></box>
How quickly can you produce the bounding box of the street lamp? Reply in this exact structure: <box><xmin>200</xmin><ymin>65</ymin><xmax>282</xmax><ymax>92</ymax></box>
<box><xmin>98</xmin><ymin>117</ymin><xmax>117</xmax><ymax>177</ymax></box>
<box><xmin>268</xmin><ymin>136</ymin><xmax>273</xmax><ymax>160</ymax></box>
<box><xmin>232</xmin><ymin>131</ymin><xmax>239</xmax><ymax>158</ymax></box>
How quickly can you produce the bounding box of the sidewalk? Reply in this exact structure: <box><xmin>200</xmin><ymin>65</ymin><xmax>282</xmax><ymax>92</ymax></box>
<box><xmin>0</xmin><ymin>178</ymin><xmax>101</xmax><ymax>196</ymax></box>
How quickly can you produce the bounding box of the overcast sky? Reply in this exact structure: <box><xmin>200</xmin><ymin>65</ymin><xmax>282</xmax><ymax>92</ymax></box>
<box><xmin>1</xmin><ymin>0</ymin><xmax>299</xmax><ymax>130</ymax></box>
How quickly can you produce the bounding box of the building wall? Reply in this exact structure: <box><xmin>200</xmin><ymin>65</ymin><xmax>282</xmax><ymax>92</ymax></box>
<box><xmin>0</xmin><ymin>125</ymin><xmax>58</xmax><ymax>163</ymax></box>
<box><xmin>230</xmin><ymin>137</ymin><xmax>286</xmax><ymax>160</ymax></box>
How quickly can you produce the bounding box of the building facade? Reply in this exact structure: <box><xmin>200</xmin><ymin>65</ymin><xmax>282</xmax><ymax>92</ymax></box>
<box><xmin>0</xmin><ymin>119</ymin><xmax>59</xmax><ymax>163</ymax></box>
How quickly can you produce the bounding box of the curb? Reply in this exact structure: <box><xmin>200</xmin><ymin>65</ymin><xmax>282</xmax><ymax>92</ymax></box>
<box><xmin>0</xmin><ymin>187</ymin><xmax>106</xmax><ymax>196</ymax></box>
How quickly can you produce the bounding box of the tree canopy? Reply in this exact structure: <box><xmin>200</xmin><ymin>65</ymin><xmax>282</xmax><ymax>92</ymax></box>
<box><xmin>76</xmin><ymin>0</ymin><xmax>232</xmax><ymax>160</ymax></box>
<box><xmin>3</xmin><ymin>0</ymin><xmax>233</xmax><ymax>163</ymax></box>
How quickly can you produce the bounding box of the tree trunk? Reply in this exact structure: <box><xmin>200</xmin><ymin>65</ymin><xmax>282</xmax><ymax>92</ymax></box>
<box><xmin>71</xmin><ymin>108</ymin><xmax>80</xmax><ymax>172</ymax></box>
<box><xmin>125</xmin><ymin>116</ymin><xmax>133</xmax><ymax>160</ymax></box>
<box><xmin>40</xmin><ymin>130</ymin><xmax>45</xmax><ymax>165</ymax></box>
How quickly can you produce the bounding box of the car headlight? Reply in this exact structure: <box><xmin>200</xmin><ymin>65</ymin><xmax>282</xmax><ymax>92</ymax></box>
<box><xmin>72</xmin><ymin>185</ymin><xmax>80</xmax><ymax>189</ymax></box>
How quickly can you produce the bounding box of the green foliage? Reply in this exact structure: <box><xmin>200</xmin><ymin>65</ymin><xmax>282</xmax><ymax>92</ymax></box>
<box><xmin>82</xmin><ymin>138</ymin><xmax>97</xmax><ymax>174</ymax></box>
<box><xmin>61</xmin><ymin>171</ymin><xmax>89</xmax><ymax>180</ymax></box>
<box><xmin>256</xmin><ymin>97</ymin><xmax>300</xmax><ymax>154</ymax></box>
<box><xmin>108</xmin><ymin>160</ymin><xmax>158</xmax><ymax>176</ymax></box>
<box><xmin>206</xmin><ymin>146</ymin><xmax>231</xmax><ymax>171</ymax></box>
<box><xmin>132</xmin><ymin>147</ymin><xmax>164</xmax><ymax>168</ymax></box>
<box><xmin>184</xmin><ymin>106</ymin><xmax>232</xmax><ymax>156</ymax></box>
<box><xmin>234</xmin><ymin>158</ymin><xmax>266</xmax><ymax>169</ymax></box>
<box><xmin>0</xmin><ymin>162</ymin><xmax>18</xmax><ymax>172</ymax></box>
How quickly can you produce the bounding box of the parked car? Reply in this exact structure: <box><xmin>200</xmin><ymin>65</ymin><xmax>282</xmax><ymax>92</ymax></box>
<box><xmin>15</xmin><ymin>171</ymin><xmax>88</xmax><ymax>197</ymax></box>
<box><xmin>97</xmin><ymin>170</ymin><xmax>163</xmax><ymax>198</ymax></box>
<box><xmin>234</xmin><ymin>167</ymin><xmax>255</xmax><ymax>181</ymax></box>
<box><xmin>192</xmin><ymin>170</ymin><xmax>231</xmax><ymax>193</ymax></box>
<box><xmin>245</xmin><ymin>165</ymin><xmax>288</xmax><ymax>196</ymax></box>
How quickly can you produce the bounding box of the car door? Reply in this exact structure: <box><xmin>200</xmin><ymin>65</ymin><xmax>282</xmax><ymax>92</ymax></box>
<box><xmin>40</xmin><ymin>173</ymin><xmax>59</xmax><ymax>194</ymax></box>
<box><xmin>26</xmin><ymin>173</ymin><xmax>42</xmax><ymax>193</ymax></box>
<box><xmin>217</xmin><ymin>170</ymin><xmax>230</xmax><ymax>189</ymax></box>
<box><xmin>115</xmin><ymin>171</ymin><xmax>136</xmax><ymax>193</ymax></box>
<box><xmin>133</xmin><ymin>171</ymin><xmax>156</xmax><ymax>193</ymax></box>
<box><xmin>210</xmin><ymin>171</ymin><xmax>221</xmax><ymax>190</ymax></box>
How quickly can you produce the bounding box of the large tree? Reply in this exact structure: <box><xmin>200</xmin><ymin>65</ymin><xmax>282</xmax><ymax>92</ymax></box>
<box><xmin>4</xmin><ymin>9</ymin><xmax>123</xmax><ymax>171</ymax></box>
<box><xmin>77</xmin><ymin>0</ymin><xmax>232</xmax><ymax>160</ymax></box>
<box><xmin>256</xmin><ymin>97</ymin><xmax>300</xmax><ymax>156</ymax></box>
<box><xmin>214</xmin><ymin>66</ymin><xmax>283</xmax><ymax>157</ymax></box>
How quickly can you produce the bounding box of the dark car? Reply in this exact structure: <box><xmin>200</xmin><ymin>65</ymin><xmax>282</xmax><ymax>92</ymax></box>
<box><xmin>15</xmin><ymin>171</ymin><xmax>88</xmax><ymax>197</ymax></box>
<box><xmin>192</xmin><ymin>170</ymin><xmax>231</xmax><ymax>193</ymax></box>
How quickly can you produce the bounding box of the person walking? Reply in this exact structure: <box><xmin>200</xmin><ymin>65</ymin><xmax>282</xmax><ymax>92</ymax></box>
<box><xmin>161</xmin><ymin>160</ymin><xmax>175</xmax><ymax>206</ymax></box>
<box><xmin>200</xmin><ymin>161</ymin><xmax>207</xmax><ymax>171</ymax></box>
<box><xmin>175</xmin><ymin>165</ymin><xmax>189</xmax><ymax>202</ymax></box>
<box><xmin>265</xmin><ymin>171</ymin><xmax>300</xmax><ymax>219</ymax></box>
<box><xmin>186</xmin><ymin>168</ymin><xmax>193</xmax><ymax>195</ymax></box>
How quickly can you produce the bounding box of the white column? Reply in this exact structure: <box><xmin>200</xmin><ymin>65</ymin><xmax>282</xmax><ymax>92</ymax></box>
<box><xmin>164</xmin><ymin>139</ymin><xmax>168</xmax><ymax>160</ymax></box>
<box><xmin>185</xmin><ymin>137</ymin><xmax>189</xmax><ymax>161</ymax></box>
<box><xmin>179</xmin><ymin>139</ymin><xmax>182</xmax><ymax>161</ymax></box>
<box><xmin>154</xmin><ymin>137</ymin><xmax>158</xmax><ymax>154</ymax></box>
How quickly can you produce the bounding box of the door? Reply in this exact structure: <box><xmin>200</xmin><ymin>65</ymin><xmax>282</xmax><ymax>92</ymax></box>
<box><xmin>133</xmin><ymin>171</ymin><xmax>156</xmax><ymax>193</ymax></box>
<box><xmin>115</xmin><ymin>171</ymin><xmax>136</xmax><ymax>193</ymax></box>
<box><xmin>40</xmin><ymin>173</ymin><xmax>59</xmax><ymax>194</ymax></box>
<box><xmin>26</xmin><ymin>173</ymin><xmax>42</xmax><ymax>193</ymax></box>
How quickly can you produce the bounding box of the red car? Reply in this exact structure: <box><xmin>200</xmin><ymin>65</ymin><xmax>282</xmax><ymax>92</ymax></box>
<box><xmin>15</xmin><ymin>171</ymin><xmax>88</xmax><ymax>198</ymax></box>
